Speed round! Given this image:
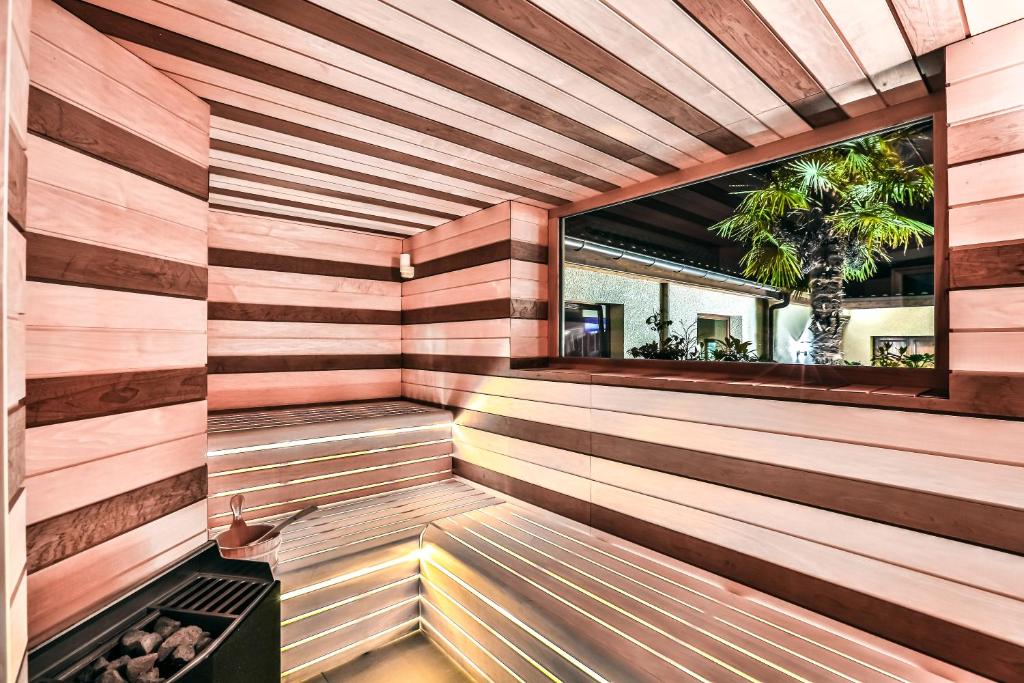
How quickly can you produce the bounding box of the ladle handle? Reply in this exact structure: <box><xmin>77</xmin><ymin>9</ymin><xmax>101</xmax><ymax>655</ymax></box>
<box><xmin>254</xmin><ymin>505</ymin><xmax>317</xmax><ymax>543</ymax></box>
<box><xmin>230</xmin><ymin>494</ymin><xmax>245</xmax><ymax>522</ymax></box>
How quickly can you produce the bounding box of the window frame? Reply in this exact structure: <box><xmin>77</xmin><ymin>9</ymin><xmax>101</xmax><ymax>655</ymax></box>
<box><xmin>546</xmin><ymin>95</ymin><xmax>948</xmax><ymax>395</ymax></box>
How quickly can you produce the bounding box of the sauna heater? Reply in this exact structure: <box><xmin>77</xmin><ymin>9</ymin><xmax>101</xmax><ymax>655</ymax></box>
<box><xmin>29</xmin><ymin>543</ymin><xmax>279</xmax><ymax>683</ymax></box>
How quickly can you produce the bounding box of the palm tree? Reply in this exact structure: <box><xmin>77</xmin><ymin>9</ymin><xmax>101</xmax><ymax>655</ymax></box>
<box><xmin>710</xmin><ymin>126</ymin><xmax>934</xmax><ymax>364</ymax></box>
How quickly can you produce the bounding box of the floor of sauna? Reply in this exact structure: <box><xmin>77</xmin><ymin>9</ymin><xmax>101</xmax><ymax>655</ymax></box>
<box><xmin>316</xmin><ymin>631</ymin><xmax>475</xmax><ymax>682</ymax></box>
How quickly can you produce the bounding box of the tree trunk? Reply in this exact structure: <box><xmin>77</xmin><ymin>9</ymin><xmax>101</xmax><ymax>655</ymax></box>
<box><xmin>807</xmin><ymin>237</ymin><xmax>848</xmax><ymax>365</ymax></box>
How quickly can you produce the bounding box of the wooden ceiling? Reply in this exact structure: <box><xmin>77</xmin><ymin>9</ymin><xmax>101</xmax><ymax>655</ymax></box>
<box><xmin>53</xmin><ymin>0</ymin><xmax>1021</xmax><ymax>238</ymax></box>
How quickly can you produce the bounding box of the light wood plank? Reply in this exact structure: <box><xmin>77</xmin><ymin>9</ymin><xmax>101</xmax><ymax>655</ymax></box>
<box><xmin>947</xmin><ymin>63</ymin><xmax>1024</xmax><ymax>125</ymax></box>
<box><xmin>209</xmin><ymin>337</ymin><xmax>399</xmax><ymax>356</ymax></box>
<box><xmin>890</xmin><ymin>0</ymin><xmax>966</xmax><ymax>55</ymax></box>
<box><xmin>27</xmin><ymin>282</ymin><xmax>206</xmax><ymax>331</ymax></box>
<box><xmin>948</xmin><ymin>152</ymin><xmax>1024</xmax><ymax>206</ymax></box>
<box><xmin>961</xmin><ymin>0</ymin><xmax>1024</xmax><ymax>35</ymax></box>
<box><xmin>208</xmin><ymin>369</ymin><xmax>401</xmax><ymax>410</ymax></box>
<box><xmin>945</xmin><ymin>17</ymin><xmax>1024</xmax><ymax>84</ymax></box>
<box><xmin>401</xmin><ymin>338</ymin><xmax>510</xmax><ymax>357</ymax></box>
<box><xmin>401</xmin><ymin>281</ymin><xmax>510</xmax><ymax>311</ymax></box>
<box><xmin>950</xmin><ymin>331</ymin><xmax>1024</xmax><ymax>372</ymax></box>
<box><xmin>26</xmin><ymin>328</ymin><xmax>206</xmax><ymax>378</ymax></box>
<box><xmin>949</xmin><ymin>196</ymin><xmax>1024</xmax><ymax>246</ymax></box>
<box><xmin>210</xmin><ymin>265</ymin><xmax>399</xmax><ymax>297</ymax></box>
<box><xmin>210</xmin><ymin>321</ymin><xmax>400</xmax><ymax>339</ymax></box>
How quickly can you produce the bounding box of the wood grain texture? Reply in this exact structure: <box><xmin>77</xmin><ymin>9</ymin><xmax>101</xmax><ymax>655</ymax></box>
<box><xmin>402</xmin><ymin>298</ymin><xmax>547</xmax><ymax>324</ymax></box>
<box><xmin>950</xmin><ymin>240</ymin><xmax>1024</xmax><ymax>289</ymax></box>
<box><xmin>27</xmin><ymin>86</ymin><xmax>208</xmax><ymax>199</ymax></box>
<box><xmin>8</xmin><ymin>407</ymin><xmax>27</xmax><ymax>506</ymax></box>
<box><xmin>26</xmin><ymin>466</ymin><xmax>206</xmax><ymax>572</ymax></box>
<box><xmin>25</xmin><ymin>368</ymin><xmax>206</xmax><ymax>427</ymax></box>
<box><xmin>27</xmin><ymin>232</ymin><xmax>207</xmax><ymax>299</ymax></box>
<box><xmin>208</xmin><ymin>302</ymin><xmax>400</xmax><ymax>325</ymax></box>
<box><xmin>208</xmin><ymin>354</ymin><xmax>402</xmax><ymax>374</ymax></box>
<box><xmin>209</xmin><ymin>247</ymin><xmax>399</xmax><ymax>281</ymax></box>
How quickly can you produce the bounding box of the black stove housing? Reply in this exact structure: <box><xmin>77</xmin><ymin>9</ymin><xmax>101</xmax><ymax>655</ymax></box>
<box><xmin>30</xmin><ymin>543</ymin><xmax>279</xmax><ymax>683</ymax></box>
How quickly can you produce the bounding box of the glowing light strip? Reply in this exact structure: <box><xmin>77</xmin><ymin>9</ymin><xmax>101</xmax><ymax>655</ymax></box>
<box><xmin>281</xmin><ymin>576</ymin><xmax>418</xmax><ymax>626</ymax></box>
<box><xmin>473</xmin><ymin>521</ymin><xmax>807</xmax><ymax>683</ymax></box>
<box><xmin>282</xmin><ymin>597</ymin><xmax>419</xmax><ymax>651</ymax></box>
<box><xmin>208</xmin><ymin>470</ymin><xmax>451</xmax><ymax>518</ymax></box>
<box><xmin>421</xmin><ymin>617</ymin><xmax>502</xmax><ymax>683</ymax></box>
<box><xmin>442</xmin><ymin>532</ymin><xmax>712</xmax><ymax>683</ymax></box>
<box><xmin>423</xmin><ymin>556</ymin><xmax>603</xmax><ymax>682</ymax></box>
<box><xmin>281</xmin><ymin>524</ymin><xmax>424</xmax><ymax>565</ymax></box>
<box><xmin>717</xmin><ymin>618</ymin><xmax>859</xmax><ymax>683</ymax></box>
<box><xmin>208</xmin><ymin>422</ymin><xmax>450</xmax><ymax>456</ymax></box>
<box><xmin>210</xmin><ymin>439</ymin><xmax>450</xmax><ymax>476</ymax></box>
<box><xmin>421</xmin><ymin>588</ymin><xmax>527</xmax><ymax>683</ymax></box>
<box><xmin>210</xmin><ymin>455</ymin><xmax>450</xmax><ymax>497</ymax></box>
<box><xmin>280</xmin><ymin>618</ymin><xmax>419</xmax><ymax>678</ymax></box>
<box><xmin>281</xmin><ymin>550</ymin><xmax>420</xmax><ymax>601</ymax></box>
<box><xmin>504</xmin><ymin>511</ymin><xmax>908</xmax><ymax>681</ymax></box>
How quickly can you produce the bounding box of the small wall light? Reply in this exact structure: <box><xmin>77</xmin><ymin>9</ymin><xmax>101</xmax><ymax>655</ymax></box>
<box><xmin>400</xmin><ymin>253</ymin><xmax>415</xmax><ymax>279</ymax></box>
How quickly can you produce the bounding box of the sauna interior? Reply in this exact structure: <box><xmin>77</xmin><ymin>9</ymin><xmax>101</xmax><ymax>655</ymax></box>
<box><xmin>1</xmin><ymin>1</ymin><xmax>1023</xmax><ymax>682</ymax></box>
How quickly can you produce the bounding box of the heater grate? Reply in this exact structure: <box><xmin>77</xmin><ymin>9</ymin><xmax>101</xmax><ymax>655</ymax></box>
<box><xmin>159</xmin><ymin>574</ymin><xmax>265</xmax><ymax>616</ymax></box>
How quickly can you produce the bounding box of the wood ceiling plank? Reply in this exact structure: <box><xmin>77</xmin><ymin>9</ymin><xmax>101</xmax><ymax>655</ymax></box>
<box><xmin>889</xmin><ymin>0</ymin><xmax>967</xmax><ymax>55</ymax></box>
<box><xmin>455</xmin><ymin>0</ymin><xmax>748</xmax><ymax>155</ymax></box>
<box><xmin>233</xmin><ymin>0</ymin><xmax>655</xmax><ymax>186</ymax></box>
<box><xmin>209</xmin><ymin>106</ymin><xmax>587</xmax><ymax>204</ymax></box>
<box><xmin>747</xmin><ymin>0</ymin><xmax>886</xmax><ymax>116</ymax></box>
<box><xmin>208</xmin><ymin>195</ymin><xmax>423</xmax><ymax>237</ymax></box>
<box><xmin>817</xmin><ymin>0</ymin><xmax>928</xmax><ymax>105</ymax></box>
<box><xmin>961</xmin><ymin>0</ymin><xmax>1024</xmax><ymax>35</ymax></box>
<box><xmin>671</xmin><ymin>0</ymin><xmax>845</xmax><ymax>127</ymax></box>
<box><xmin>603</xmin><ymin>0</ymin><xmax>810</xmax><ymax>138</ymax></box>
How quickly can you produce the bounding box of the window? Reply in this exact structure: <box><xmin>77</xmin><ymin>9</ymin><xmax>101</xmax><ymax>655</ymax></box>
<box><xmin>560</xmin><ymin>118</ymin><xmax>937</xmax><ymax>374</ymax></box>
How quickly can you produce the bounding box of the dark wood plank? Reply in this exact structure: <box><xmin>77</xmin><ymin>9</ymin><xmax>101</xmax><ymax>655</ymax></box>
<box><xmin>207</xmin><ymin>302</ymin><xmax>401</xmax><ymax>325</ymax></box>
<box><xmin>210</xmin><ymin>140</ymin><xmax>487</xmax><ymax>209</ymax></box>
<box><xmin>401</xmin><ymin>298</ymin><xmax>547</xmax><ymax>324</ymax></box>
<box><xmin>401</xmin><ymin>354</ymin><xmax>510</xmax><ymax>375</ymax></box>
<box><xmin>414</xmin><ymin>240</ymin><xmax>546</xmax><ymax>278</ymax></box>
<box><xmin>209</xmin><ymin>247</ymin><xmax>399</xmax><ymax>281</ymax></box>
<box><xmin>949</xmin><ymin>240</ymin><xmax>1024</xmax><ymax>289</ymax></box>
<box><xmin>54</xmin><ymin>0</ymin><xmax>667</xmax><ymax>177</ymax></box>
<box><xmin>8</xmin><ymin>125</ymin><xmax>28</xmax><ymax>231</ymax></box>
<box><xmin>590</xmin><ymin>504</ymin><xmax>1023</xmax><ymax>683</ymax></box>
<box><xmin>454</xmin><ymin>408</ymin><xmax>592</xmax><ymax>454</ymax></box>
<box><xmin>590</xmin><ymin>432</ymin><xmax>1024</xmax><ymax>553</ymax></box>
<box><xmin>213</xmin><ymin>187</ymin><xmax>433</xmax><ymax>230</ymax></box>
<box><xmin>452</xmin><ymin>460</ymin><xmax>590</xmax><ymax>524</ymax></box>
<box><xmin>26</xmin><ymin>368</ymin><xmax>207</xmax><ymax>427</ymax></box>
<box><xmin>8</xmin><ymin>405</ymin><xmax>26</xmax><ymax>506</ymax></box>
<box><xmin>208</xmin><ymin>354</ymin><xmax>402</xmax><ymax>374</ymax></box>
<box><xmin>950</xmin><ymin>371</ymin><xmax>1024</xmax><ymax>418</ymax></box>
<box><xmin>211</xmin><ymin>98</ymin><xmax>614</xmax><ymax>193</ymax></box>
<box><xmin>27</xmin><ymin>233</ymin><xmax>207</xmax><ymax>300</ymax></box>
<box><xmin>26</xmin><ymin>467</ymin><xmax>207</xmax><ymax>572</ymax></box>
<box><xmin>456</xmin><ymin>0</ymin><xmax>750</xmax><ymax>153</ymax></box>
<box><xmin>209</xmin><ymin>167</ymin><xmax>461</xmax><ymax>221</ymax></box>
<box><xmin>207</xmin><ymin>202</ymin><xmax>411</xmax><ymax>238</ymax></box>
<box><xmin>28</xmin><ymin>87</ymin><xmax>208</xmax><ymax>200</ymax></box>
<box><xmin>673</xmin><ymin>0</ymin><xmax>845</xmax><ymax>126</ymax></box>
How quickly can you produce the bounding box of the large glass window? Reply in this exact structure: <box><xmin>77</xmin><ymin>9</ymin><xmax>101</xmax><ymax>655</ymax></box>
<box><xmin>561</xmin><ymin>119</ymin><xmax>935</xmax><ymax>369</ymax></box>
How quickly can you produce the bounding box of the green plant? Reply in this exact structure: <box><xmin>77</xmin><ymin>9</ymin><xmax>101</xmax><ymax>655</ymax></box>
<box><xmin>628</xmin><ymin>313</ymin><xmax>759</xmax><ymax>362</ymax></box>
<box><xmin>710</xmin><ymin>125</ymin><xmax>934</xmax><ymax>365</ymax></box>
<box><xmin>871</xmin><ymin>341</ymin><xmax>935</xmax><ymax>368</ymax></box>
<box><xmin>706</xmin><ymin>335</ymin><xmax>760</xmax><ymax>362</ymax></box>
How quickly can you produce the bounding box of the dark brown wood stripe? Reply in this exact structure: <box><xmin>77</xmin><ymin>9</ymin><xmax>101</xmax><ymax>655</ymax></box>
<box><xmin>949</xmin><ymin>372</ymin><xmax>1024</xmax><ymax>419</ymax></box>
<box><xmin>590</xmin><ymin>504</ymin><xmax>1017</xmax><ymax>682</ymax></box>
<box><xmin>207</xmin><ymin>202</ymin><xmax>410</xmax><ymax>238</ymax></box>
<box><xmin>213</xmin><ymin>186</ymin><xmax>432</xmax><ymax>229</ymax></box>
<box><xmin>55</xmin><ymin>0</ymin><xmax>669</xmax><ymax>178</ymax></box>
<box><xmin>210</xmin><ymin>139</ymin><xmax>489</xmax><ymax>210</ymax></box>
<box><xmin>210</xmin><ymin>166</ymin><xmax>462</xmax><ymax>221</ymax></box>
<box><xmin>208</xmin><ymin>301</ymin><xmax>401</xmax><ymax>325</ymax></box>
<box><xmin>402</xmin><ymin>355</ymin><xmax>510</xmax><ymax>376</ymax></box>
<box><xmin>402</xmin><ymin>298</ymin><xmax>547</xmax><ymax>324</ymax></box>
<box><xmin>415</xmin><ymin>240</ymin><xmax>547</xmax><ymax>278</ymax></box>
<box><xmin>454</xmin><ymin>408</ymin><xmax>592</xmax><ymax>454</ymax></box>
<box><xmin>453</xmin><ymin>459</ymin><xmax>590</xmax><ymax>524</ymax></box>
<box><xmin>26</xmin><ymin>369</ymin><xmax>206</xmax><ymax>428</ymax></box>
<box><xmin>28</xmin><ymin>87</ymin><xmax>208</xmax><ymax>200</ymax></box>
<box><xmin>212</xmin><ymin>101</ymin><xmax>610</xmax><ymax>197</ymax></box>
<box><xmin>209</xmin><ymin>247</ymin><xmax>400</xmax><ymax>281</ymax></box>
<box><xmin>27</xmin><ymin>233</ymin><xmax>207</xmax><ymax>300</ymax></box>
<box><xmin>8</xmin><ymin>125</ymin><xmax>28</xmax><ymax>232</ymax></box>
<box><xmin>949</xmin><ymin>240</ymin><xmax>1024</xmax><ymax>289</ymax></box>
<box><xmin>591</xmin><ymin>432</ymin><xmax>1024</xmax><ymax>554</ymax></box>
<box><xmin>208</xmin><ymin>354</ymin><xmax>402</xmax><ymax>374</ymax></box>
<box><xmin>226</xmin><ymin>2</ymin><xmax>650</xmax><ymax>182</ymax></box>
<box><xmin>8</xmin><ymin>406</ymin><xmax>26</xmax><ymax>506</ymax></box>
<box><xmin>672</xmin><ymin>0</ymin><xmax>845</xmax><ymax>127</ymax></box>
<box><xmin>26</xmin><ymin>467</ymin><xmax>207</xmax><ymax>573</ymax></box>
<box><xmin>456</xmin><ymin>0</ymin><xmax>750</xmax><ymax>154</ymax></box>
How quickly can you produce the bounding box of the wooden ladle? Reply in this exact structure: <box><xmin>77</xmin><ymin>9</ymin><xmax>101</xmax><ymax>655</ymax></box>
<box><xmin>253</xmin><ymin>506</ymin><xmax>318</xmax><ymax>543</ymax></box>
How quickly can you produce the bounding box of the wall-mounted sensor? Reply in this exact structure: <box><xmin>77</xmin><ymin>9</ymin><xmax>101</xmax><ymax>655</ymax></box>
<box><xmin>399</xmin><ymin>253</ymin><xmax>415</xmax><ymax>279</ymax></box>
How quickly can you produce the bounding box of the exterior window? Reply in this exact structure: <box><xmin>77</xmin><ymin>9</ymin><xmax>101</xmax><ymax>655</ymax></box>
<box><xmin>561</xmin><ymin>118</ymin><xmax>936</xmax><ymax>371</ymax></box>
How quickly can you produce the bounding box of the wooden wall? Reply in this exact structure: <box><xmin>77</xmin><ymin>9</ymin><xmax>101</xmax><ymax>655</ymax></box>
<box><xmin>22</xmin><ymin>0</ymin><xmax>210</xmax><ymax>647</ymax></box>
<box><xmin>3</xmin><ymin>0</ymin><xmax>31</xmax><ymax>678</ymax></box>
<box><xmin>207</xmin><ymin>209</ymin><xmax>403</xmax><ymax>411</ymax></box>
<box><xmin>401</xmin><ymin>202</ymin><xmax>549</xmax><ymax>375</ymax></box>
<box><xmin>946</xmin><ymin>19</ymin><xmax>1024</xmax><ymax>414</ymax></box>
<box><xmin>402</xmin><ymin>199</ymin><xmax>1024</xmax><ymax>680</ymax></box>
